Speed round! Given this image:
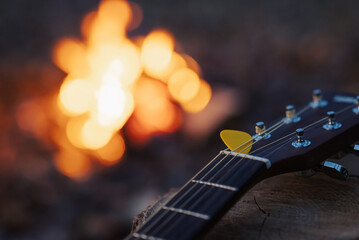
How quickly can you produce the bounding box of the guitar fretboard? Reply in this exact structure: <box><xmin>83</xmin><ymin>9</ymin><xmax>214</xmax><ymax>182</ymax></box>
<box><xmin>125</xmin><ymin>91</ymin><xmax>359</xmax><ymax>240</ymax></box>
<box><xmin>127</xmin><ymin>152</ymin><xmax>267</xmax><ymax>240</ymax></box>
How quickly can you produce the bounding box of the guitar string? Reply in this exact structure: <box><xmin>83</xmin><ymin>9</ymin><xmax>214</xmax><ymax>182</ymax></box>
<box><xmin>249</xmin><ymin>117</ymin><xmax>327</xmax><ymax>156</ymax></box>
<box><xmin>173</xmin><ymin>102</ymin><xmax>357</xmax><ymax>233</ymax></box>
<box><xmin>157</xmin><ymin>160</ymin><xmax>257</xmax><ymax>238</ymax></box>
<box><xmin>259</xmin><ymin>116</ymin><xmax>338</xmax><ymax>158</ymax></box>
<box><xmin>295</xmin><ymin>104</ymin><xmax>311</xmax><ymax>116</ymax></box>
<box><xmin>133</xmin><ymin>102</ymin><xmax>357</xmax><ymax>239</ymax></box>
<box><xmin>139</xmin><ymin>104</ymin><xmax>310</xmax><ymax>235</ymax></box>
<box><xmin>142</xmin><ymin>105</ymin><xmax>310</xmax><ymax>236</ymax></box>
<box><xmin>251</xmin><ymin>103</ymin><xmax>356</xmax><ymax>157</ymax></box>
<box><xmin>171</xmin><ymin>120</ymin><xmax>299</xmax><ymax>220</ymax></box>
<box><xmin>149</xmin><ymin>118</ymin><xmax>290</xmax><ymax>236</ymax></box>
<box><xmin>140</xmin><ymin>102</ymin><xmax>355</xmax><ymax>235</ymax></box>
<box><xmin>149</xmin><ymin>103</ymin><xmax>357</xmax><ymax>236</ymax></box>
<box><xmin>230</xmin><ymin>119</ymin><xmax>285</xmax><ymax>152</ymax></box>
<box><xmin>232</xmin><ymin>104</ymin><xmax>357</xmax><ymax>187</ymax></box>
<box><xmin>187</xmin><ymin>103</ymin><xmax>358</xmax><ymax>234</ymax></box>
<box><xmin>139</xmin><ymin>118</ymin><xmax>287</xmax><ymax>235</ymax></box>
<box><xmin>155</xmin><ymin>121</ymin><xmax>286</xmax><ymax>234</ymax></box>
<box><xmin>172</xmin><ymin>124</ymin><xmax>320</xmax><ymax>232</ymax></box>
<box><xmin>154</xmin><ymin>126</ymin><xmax>289</xmax><ymax>237</ymax></box>
<box><xmin>228</xmin><ymin>103</ymin><xmax>310</xmax><ymax>153</ymax></box>
<box><xmin>165</xmin><ymin>103</ymin><xmax>357</xmax><ymax>238</ymax></box>
<box><xmin>137</xmin><ymin>151</ymin><xmax>227</xmax><ymax>234</ymax></box>
<box><xmin>204</xmin><ymin>111</ymin><xmax>288</xmax><ymax>182</ymax></box>
<box><xmin>258</xmin><ymin>136</ymin><xmax>295</xmax><ymax>159</ymax></box>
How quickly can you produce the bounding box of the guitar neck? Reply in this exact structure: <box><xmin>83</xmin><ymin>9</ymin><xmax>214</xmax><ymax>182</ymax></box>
<box><xmin>127</xmin><ymin>151</ymin><xmax>268</xmax><ymax>240</ymax></box>
<box><xmin>126</xmin><ymin>91</ymin><xmax>359</xmax><ymax>240</ymax></box>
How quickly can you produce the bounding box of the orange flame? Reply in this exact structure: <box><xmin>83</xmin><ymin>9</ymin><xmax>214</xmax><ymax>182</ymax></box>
<box><xmin>168</xmin><ymin>68</ymin><xmax>201</xmax><ymax>102</ymax></box>
<box><xmin>54</xmin><ymin>148</ymin><xmax>92</xmax><ymax>180</ymax></box>
<box><xmin>96</xmin><ymin>134</ymin><xmax>126</xmax><ymax>165</ymax></box>
<box><xmin>49</xmin><ymin>0</ymin><xmax>212</xmax><ymax>179</ymax></box>
<box><xmin>141</xmin><ymin>30</ymin><xmax>175</xmax><ymax>80</ymax></box>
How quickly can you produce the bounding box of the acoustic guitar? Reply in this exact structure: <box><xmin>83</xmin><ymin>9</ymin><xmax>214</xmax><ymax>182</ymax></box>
<box><xmin>125</xmin><ymin>90</ymin><xmax>359</xmax><ymax>240</ymax></box>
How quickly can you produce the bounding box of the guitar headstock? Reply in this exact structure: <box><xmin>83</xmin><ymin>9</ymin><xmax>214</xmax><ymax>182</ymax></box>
<box><xmin>249</xmin><ymin>90</ymin><xmax>359</xmax><ymax>177</ymax></box>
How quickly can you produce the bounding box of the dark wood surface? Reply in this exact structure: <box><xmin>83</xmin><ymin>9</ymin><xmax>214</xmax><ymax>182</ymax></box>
<box><xmin>206</xmin><ymin>173</ymin><xmax>359</xmax><ymax>240</ymax></box>
<box><xmin>133</xmin><ymin>155</ymin><xmax>359</xmax><ymax>240</ymax></box>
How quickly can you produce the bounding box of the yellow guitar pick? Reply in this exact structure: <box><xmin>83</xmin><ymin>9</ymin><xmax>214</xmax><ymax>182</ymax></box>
<box><xmin>220</xmin><ymin>130</ymin><xmax>253</xmax><ymax>154</ymax></box>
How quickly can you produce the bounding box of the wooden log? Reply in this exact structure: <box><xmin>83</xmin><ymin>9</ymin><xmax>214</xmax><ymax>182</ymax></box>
<box><xmin>133</xmin><ymin>172</ymin><xmax>359</xmax><ymax>239</ymax></box>
<box><xmin>206</xmin><ymin>173</ymin><xmax>359</xmax><ymax>239</ymax></box>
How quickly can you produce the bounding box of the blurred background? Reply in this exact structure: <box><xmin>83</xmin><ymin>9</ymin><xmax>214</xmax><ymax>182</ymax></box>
<box><xmin>1</xmin><ymin>0</ymin><xmax>359</xmax><ymax>239</ymax></box>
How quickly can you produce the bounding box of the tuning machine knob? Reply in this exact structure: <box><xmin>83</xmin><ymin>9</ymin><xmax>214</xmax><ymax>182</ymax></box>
<box><xmin>353</xmin><ymin>96</ymin><xmax>359</xmax><ymax>114</ymax></box>
<box><xmin>283</xmin><ymin>105</ymin><xmax>301</xmax><ymax>124</ymax></box>
<box><xmin>292</xmin><ymin>128</ymin><xmax>311</xmax><ymax>148</ymax></box>
<box><xmin>295</xmin><ymin>144</ymin><xmax>358</xmax><ymax>180</ymax></box>
<box><xmin>323</xmin><ymin>111</ymin><xmax>342</xmax><ymax>130</ymax></box>
<box><xmin>253</xmin><ymin>122</ymin><xmax>271</xmax><ymax>140</ymax></box>
<box><xmin>295</xmin><ymin>161</ymin><xmax>349</xmax><ymax>181</ymax></box>
<box><xmin>310</xmin><ymin>89</ymin><xmax>328</xmax><ymax>108</ymax></box>
<box><xmin>318</xmin><ymin>161</ymin><xmax>349</xmax><ymax>181</ymax></box>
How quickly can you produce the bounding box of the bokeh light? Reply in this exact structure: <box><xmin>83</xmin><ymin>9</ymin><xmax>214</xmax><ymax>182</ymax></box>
<box><xmin>168</xmin><ymin>68</ymin><xmax>201</xmax><ymax>102</ymax></box>
<box><xmin>53</xmin><ymin>38</ymin><xmax>89</xmax><ymax>76</ymax></box>
<box><xmin>58</xmin><ymin>77</ymin><xmax>94</xmax><ymax>116</ymax></box>
<box><xmin>54</xmin><ymin>148</ymin><xmax>92</xmax><ymax>179</ymax></box>
<box><xmin>95</xmin><ymin>134</ymin><xmax>126</xmax><ymax>165</ymax></box>
<box><xmin>181</xmin><ymin>79</ymin><xmax>212</xmax><ymax>113</ymax></box>
<box><xmin>81</xmin><ymin>118</ymin><xmax>114</xmax><ymax>149</ymax></box>
<box><xmin>141</xmin><ymin>30</ymin><xmax>175</xmax><ymax>79</ymax></box>
<box><xmin>50</xmin><ymin>0</ymin><xmax>212</xmax><ymax>179</ymax></box>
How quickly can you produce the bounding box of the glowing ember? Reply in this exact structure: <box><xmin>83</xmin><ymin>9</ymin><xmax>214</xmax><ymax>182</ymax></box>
<box><xmin>66</xmin><ymin>116</ymin><xmax>88</xmax><ymax>149</ymax></box>
<box><xmin>141</xmin><ymin>30</ymin><xmax>175</xmax><ymax>80</ymax></box>
<box><xmin>181</xmin><ymin>80</ymin><xmax>212</xmax><ymax>113</ymax></box>
<box><xmin>127</xmin><ymin>77</ymin><xmax>182</xmax><ymax>143</ymax></box>
<box><xmin>54</xmin><ymin>148</ymin><xmax>92</xmax><ymax>180</ymax></box>
<box><xmin>58</xmin><ymin>77</ymin><xmax>94</xmax><ymax>116</ymax></box>
<box><xmin>53</xmin><ymin>38</ymin><xmax>89</xmax><ymax>76</ymax></box>
<box><xmin>168</xmin><ymin>68</ymin><xmax>201</xmax><ymax>102</ymax></box>
<box><xmin>95</xmin><ymin>134</ymin><xmax>126</xmax><ymax>165</ymax></box>
<box><xmin>49</xmin><ymin>0</ymin><xmax>212</xmax><ymax>179</ymax></box>
<box><xmin>95</xmin><ymin>77</ymin><xmax>130</xmax><ymax>126</ymax></box>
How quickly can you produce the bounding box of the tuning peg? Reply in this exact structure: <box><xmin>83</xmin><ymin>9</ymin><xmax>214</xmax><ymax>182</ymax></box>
<box><xmin>324</xmin><ymin>144</ymin><xmax>359</xmax><ymax>161</ymax></box>
<box><xmin>295</xmin><ymin>161</ymin><xmax>349</xmax><ymax>180</ymax></box>
<box><xmin>295</xmin><ymin>144</ymin><xmax>357</xmax><ymax>180</ymax></box>
<box><xmin>323</xmin><ymin>111</ymin><xmax>342</xmax><ymax>130</ymax></box>
<box><xmin>310</xmin><ymin>89</ymin><xmax>328</xmax><ymax>108</ymax></box>
<box><xmin>283</xmin><ymin>105</ymin><xmax>301</xmax><ymax>124</ymax></box>
<box><xmin>353</xmin><ymin>96</ymin><xmax>359</xmax><ymax>114</ymax></box>
<box><xmin>292</xmin><ymin>128</ymin><xmax>311</xmax><ymax>148</ymax></box>
<box><xmin>253</xmin><ymin>122</ymin><xmax>271</xmax><ymax>140</ymax></box>
<box><xmin>317</xmin><ymin>161</ymin><xmax>349</xmax><ymax>181</ymax></box>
